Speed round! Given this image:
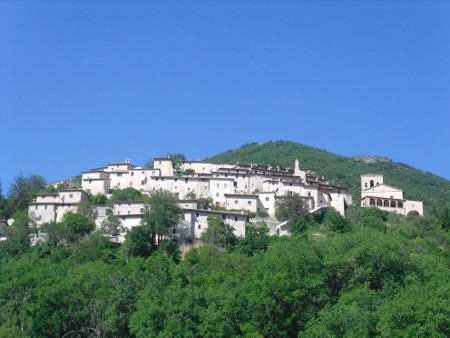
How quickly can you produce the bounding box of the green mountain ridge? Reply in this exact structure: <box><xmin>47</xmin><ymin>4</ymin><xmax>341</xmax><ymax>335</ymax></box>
<box><xmin>206</xmin><ymin>140</ymin><xmax>450</xmax><ymax>208</ymax></box>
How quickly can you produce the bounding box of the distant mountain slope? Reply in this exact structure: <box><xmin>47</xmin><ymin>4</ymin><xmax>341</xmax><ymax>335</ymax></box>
<box><xmin>205</xmin><ymin>141</ymin><xmax>450</xmax><ymax>208</ymax></box>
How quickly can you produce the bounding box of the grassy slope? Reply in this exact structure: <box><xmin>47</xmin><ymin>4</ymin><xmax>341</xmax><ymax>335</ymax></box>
<box><xmin>205</xmin><ymin>141</ymin><xmax>450</xmax><ymax>208</ymax></box>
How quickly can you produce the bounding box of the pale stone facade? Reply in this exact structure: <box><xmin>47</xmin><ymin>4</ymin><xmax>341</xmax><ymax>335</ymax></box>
<box><xmin>81</xmin><ymin>157</ymin><xmax>353</xmax><ymax>217</ymax></box>
<box><xmin>360</xmin><ymin>174</ymin><xmax>424</xmax><ymax>216</ymax></box>
<box><xmin>29</xmin><ymin>190</ymin><xmax>89</xmax><ymax>226</ymax></box>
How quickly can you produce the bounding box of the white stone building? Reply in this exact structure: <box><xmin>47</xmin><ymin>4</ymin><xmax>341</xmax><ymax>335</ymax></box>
<box><xmin>81</xmin><ymin>157</ymin><xmax>353</xmax><ymax>217</ymax></box>
<box><xmin>360</xmin><ymin>174</ymin><xmax>424</xmax><ymax>216</ymax></box>
<box><xmin>28</xmin><ymin>189</ymin><xmax>89</xmax><ymax>226</ymax></box>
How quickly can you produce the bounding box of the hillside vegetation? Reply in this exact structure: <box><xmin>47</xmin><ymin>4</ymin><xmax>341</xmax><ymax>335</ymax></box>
<box><xmin>206</xmin><ymin>141</ymin><xmax>450</xmax><ymax>208</ymax></box>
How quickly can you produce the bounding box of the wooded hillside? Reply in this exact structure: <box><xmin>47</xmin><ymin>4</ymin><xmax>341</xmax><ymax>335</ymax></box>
<box><xmin>206</xmin><ymin>141</ymin><xmax>450</xmax><ymax>208</ymax></box>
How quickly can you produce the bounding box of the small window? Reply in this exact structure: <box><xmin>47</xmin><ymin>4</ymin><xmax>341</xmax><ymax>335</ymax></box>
<box><xmin>174</xmin><ymin>178</ymin><xmax>178</xmax><ymax>182</ymax></box>
<box><xmin>130</xmin><ymin>182</ymin><xmax>133</xmax><ymax>185</ymax></box>
<box><xmin>118</xmin><ymin>173</ymin><xmax>122</xmax><ymax>177</ymax></box>
<box><xmin>140</xmin><ymin>208</ymin><xmax>144</xmax><ymax>213</ymax></box>
<box><xmin>35</xmin><ymin>205</ymin><xmax>38</xmax><ymax>210</ymax></box>
<box><xmin>195</xmin><ymin>212</ymin><xmax>199</xmax><ymax>217</ymax></box>
<box><xmin>128</xmin><ymin>211</ymin><xmax>130</xmax><ymax>215</ymax></box>
<box><xmin>188</xmin><ymin>187</ymin><xmax>191</xmax><ymax>192</ymax></box>
<box><xmin>198</xmin><ymin>224</ymin><xmax>201</xmax><ymax>229</ymax></box>
<box><xmin>122</xmin><ymin>217</ymin><xmax>126</xmax><ymax>221</ymax></box>
<box><xmin>248</xmin><ymin>201</ymin><xmax>251</xmax><ymax>205</ymax></box>
<box><xmin>266</xmin><ymin>197</ymin><xmax>269</xmax><ymax>201</ymax></box>
<box><xmin>235</xmin><ymin>216</ymin><xmax>238</xmax><ymax>221</ymax></box>
<box><xmin>45</xmin><ymin>204</ymin><xmax>48</xmax><ymax>209</ymax></box>
<box><xmin>234</xmin><ymin>200</ymin><xmax>238</xmax><ymax>204</ymax></box>
<box><xmin>185</xmin><ymin>178</ymin><xmax>188</xmax><ymax>183</ymax></box>
<box><xmin>308</xmin><ymin>192</ymin><xmax>311</xmax><ymax>196</ymax></box>
<box><xmin>222</xmin><ymin>214</ymin><xmax>226</xmax><ymax>220</ymax></box>
<box><xmin>118</xmin><ymin>211</ymin><xmax>121</xmax><ymax>215</ymax></box>
<box><xmin>141</xmin><ymin>181</ymin><xmax>145</xmax><ymax>185</ymax></box>
<box><xmin>119</xmin><ymin>203</ymin><xmax>122</xmax><ymax>206</ymax></box>
<box><xmin>128</xmin><ymin>203</ymin><xmax>131</xmax><ymax>206</ymax></box>
<box><xmin>131</xmin><ymin>172</ymin><xmax>134</xmax><ymax>176</ymax></box>
<box><xmin>69</xmin><ymin>194</ymin><xmax>73</xmax><ymax>198</ymax></box>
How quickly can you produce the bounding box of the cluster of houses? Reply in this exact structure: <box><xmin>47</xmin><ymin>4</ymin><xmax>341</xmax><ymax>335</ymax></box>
<box><xmin>20</xmin><ymin>157</ymin><xmax>425</xmax><ymax>243</ymax></box>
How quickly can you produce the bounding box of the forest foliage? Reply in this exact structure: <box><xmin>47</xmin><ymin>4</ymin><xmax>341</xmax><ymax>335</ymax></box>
<box><xmin>206</xmin><ymin>141</ymin><xmax>450</xmax><ymax>208</ymax></box>
<box><xmin>0</xmin><ymin>204</ymin><xmax>448</xmax><ymax>337</ymax></box>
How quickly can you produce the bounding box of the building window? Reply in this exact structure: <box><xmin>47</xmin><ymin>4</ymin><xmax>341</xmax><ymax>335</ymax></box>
<box><xmin>128</xmin><ymin>211</ymin><xmax>130</xmax><ymax>215</ymax></box>
<box><xmin>390</xmin><ymin>201</ymin><xmax>396</xmax><ymax>208</ymax></box>
<box><xmin>188</xmin><ymin>187</ymin><xmax>191</xmax><ymax>192</ymax></box>
<box><xmin>118</xmin><ymin>211</ymin><xmax>121</xmax><ymax>215</ymax></box>
<box><xmin>122</xmin><ymin>217</ymin><xmax>126</xmax><ymax>221</ymax></box>
<box><xmin>140</xmin><ymin>208</ymin><xmax>144</xmax><ymax>213</ymax></box>
<box><xmin>234</xmin><ymin>200</ymin><xmax>238</xmax><ymax>204</ymax></box>
<box><xmin>69</xmin><ymin>194</ymin><xmax>73</xmax><ymax>198</ymax></box>
<box><xmin>174</xmin><ymin>178</ymin><xmax>177</xmax><ymax>182</ymax></box>
<box><xmin>195</xmin><ymin>212</ymin><xmax>199</xmax><ymax>217</ymax></box>
<box><xmin>130</xmin><ymin>182</ymin><xmax>133</xmax><ymax>185</ymax></box>
<box><xmin>369</xmin><ymin>199</ymin><xmax>375</xmax><ymax>206</ymax></box>
<box><xmin>185</xmin><ymin>178</ymin><xmax>188</xmax><ymax>183</ymax></box>
<box><xmin>235</xmin><ymin>216</ymin><xmax>238</xmax><ymax>221</ymax></box>
<box><xmin>216</xmin><ymin>193</ymin><xmax>219</xmax><ymax>197</ymax></box>
<box><xmin>248</xmin><ymin>201</ymin><xmax>251</xmax><ymax>205</ymax></box>
<box><xmin>370</xmin><ymin>180</ymin><xmax>374</xmax><ymax>187</ymax></box>
<box><xmin>398</xmin><ymin>201</ymin><xmax>403</xmax><ymax>208</ymax></box>
<box><xmin>118</xmin><ymin>173</ymin><xmax>122</xmax><ymax>177</ymax></box>
<box><xmin>222</xmin><ymin>214</ymin><xmax>226</xmax><ymax>220</ymax></box>
<box><xmin>198</xmin><ymin>224</ymin><xmax>201</xmax><ymax>229</ymax></box>
<box><xmin>365</xmin><ymin>183</ymin><xmax>367</xmax><ymax>188</ymax></box>
<box><xmin>308</xmin><ymin>192</ymin><xmax>311</xmax><ymax>196</ymax></box>
<box><xmin>377</xmin><ymin>199</ymin><xmax>382</xmax><ymax>206</ymax></box>
<box><xmin>172</xmin><ymin>229</ymin><xmax>176</xmax><ymax>234</ymax></box>
<box><xmin>142</xmin><ymin>181</ymin><xmax>145</xmax><ymax>185</ymax></box>
<box><xmin>45</xmin><ymin>204</ymin><xmax>47</xmax><ymax>209</ymax></box>
<box><xmin>384</xmin><ymin>200</ymin><xmax>389</xmax><ymax>207</ymax></box>
<box><xmin>131</xmin><ymin>172</ymin><xmax>134</xmax><ymax>176</ymax></box>
<box><xmin>38</xmin><ymin>215</ymin><xmax>42</xmax><ymax>220</ymax></box>
<box><xmin>128</xmin><ymin>203</ymin><xmax>131</xmax><ymax>206</ymax></box>
<box><xmin>35</xmin><ymin>205</ymin><xmax>38</xmax><ymax>210</ymax></box>
<box><xmin>118</xmin><ymin>182</ymin><xmax>120</xmax><ymax>186</ymax></box>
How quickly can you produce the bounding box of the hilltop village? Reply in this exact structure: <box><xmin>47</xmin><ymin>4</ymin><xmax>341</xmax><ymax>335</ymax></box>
<box><xmin>27</xmin><ymin>157</ymin><xmax>424</xmax><ymax>243</ymax></box>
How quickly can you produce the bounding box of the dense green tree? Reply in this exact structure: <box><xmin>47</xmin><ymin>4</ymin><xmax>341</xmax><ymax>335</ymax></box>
<box><xmin>141</xmin><ymin>189</ymin><xmax>183</xmax><ymax>246</ymax></box>
<box><xmin>197</xmin><ymin>197</ymin><xmax>213</xmax><ymax>210</ymax></box>
<box><xmin>185</xmin><ymin>191</ymin><xmax>196</xmax><ymax>200</ymax></box>
<box><xmin>100</xmin><ymin>214</ymin><xmax>123</xmax><ymax>237</ymax></box>
<box><xmin>200</xmin><ymin>216</ymin><xmax>237</xmax><ymax>247</ymax></box>
<box><xmin>122</xmin><ymin>225</ymin><xmax>154</xmax><ymax>261</ymax></box>
<box><xmin>90</xmin><ymin>193</ymin><xmax>108</xmax><ymax>205</ymax></box>
<box><xmin>169</xmin><ymin>153</ymin><xmax>186</xmax><ymax>170</ymax></box>
<box><xmin>275</xmin><ymin>192</ymin><xmax>309</xmax><ymax>223</ymax></box>
<box><xmin>61</xmin><ymin>212</ymin><xmax>95</xmax><ymax>239</ymax></box>
<box><xmin>144</xmin><ymin>159</ymin><xmax>154</xmax><ymax>169</ymax></box>
<box><xmin>4</xmin><ymin>210</ymin><xmax>31</xmax><ymax>238</ymax></box>
<box><xmin>240</xmin><ymin>223</ymin><xmax>270</xmax><ymax>256</ymax></box>
<box><xmin>40</xmin><ymin>221</ymin><xmax>70</xmax><ymax>247</ymax></box>
<box><xmin>323</xmin><ymin>207</ymin><xmax>352</xmax><ymax>233</ymax></box>
<box><xmin>109</xmin><ymin>187</ymin><xmax>147</xmax><ymax>206</ymax></box>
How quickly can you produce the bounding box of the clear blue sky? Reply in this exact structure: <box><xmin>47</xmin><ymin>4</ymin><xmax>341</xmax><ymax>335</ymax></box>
<box><xmin>1</xmin><ymin>1</ymin><xmax>449</xmax><ymax>192</ymax></box>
